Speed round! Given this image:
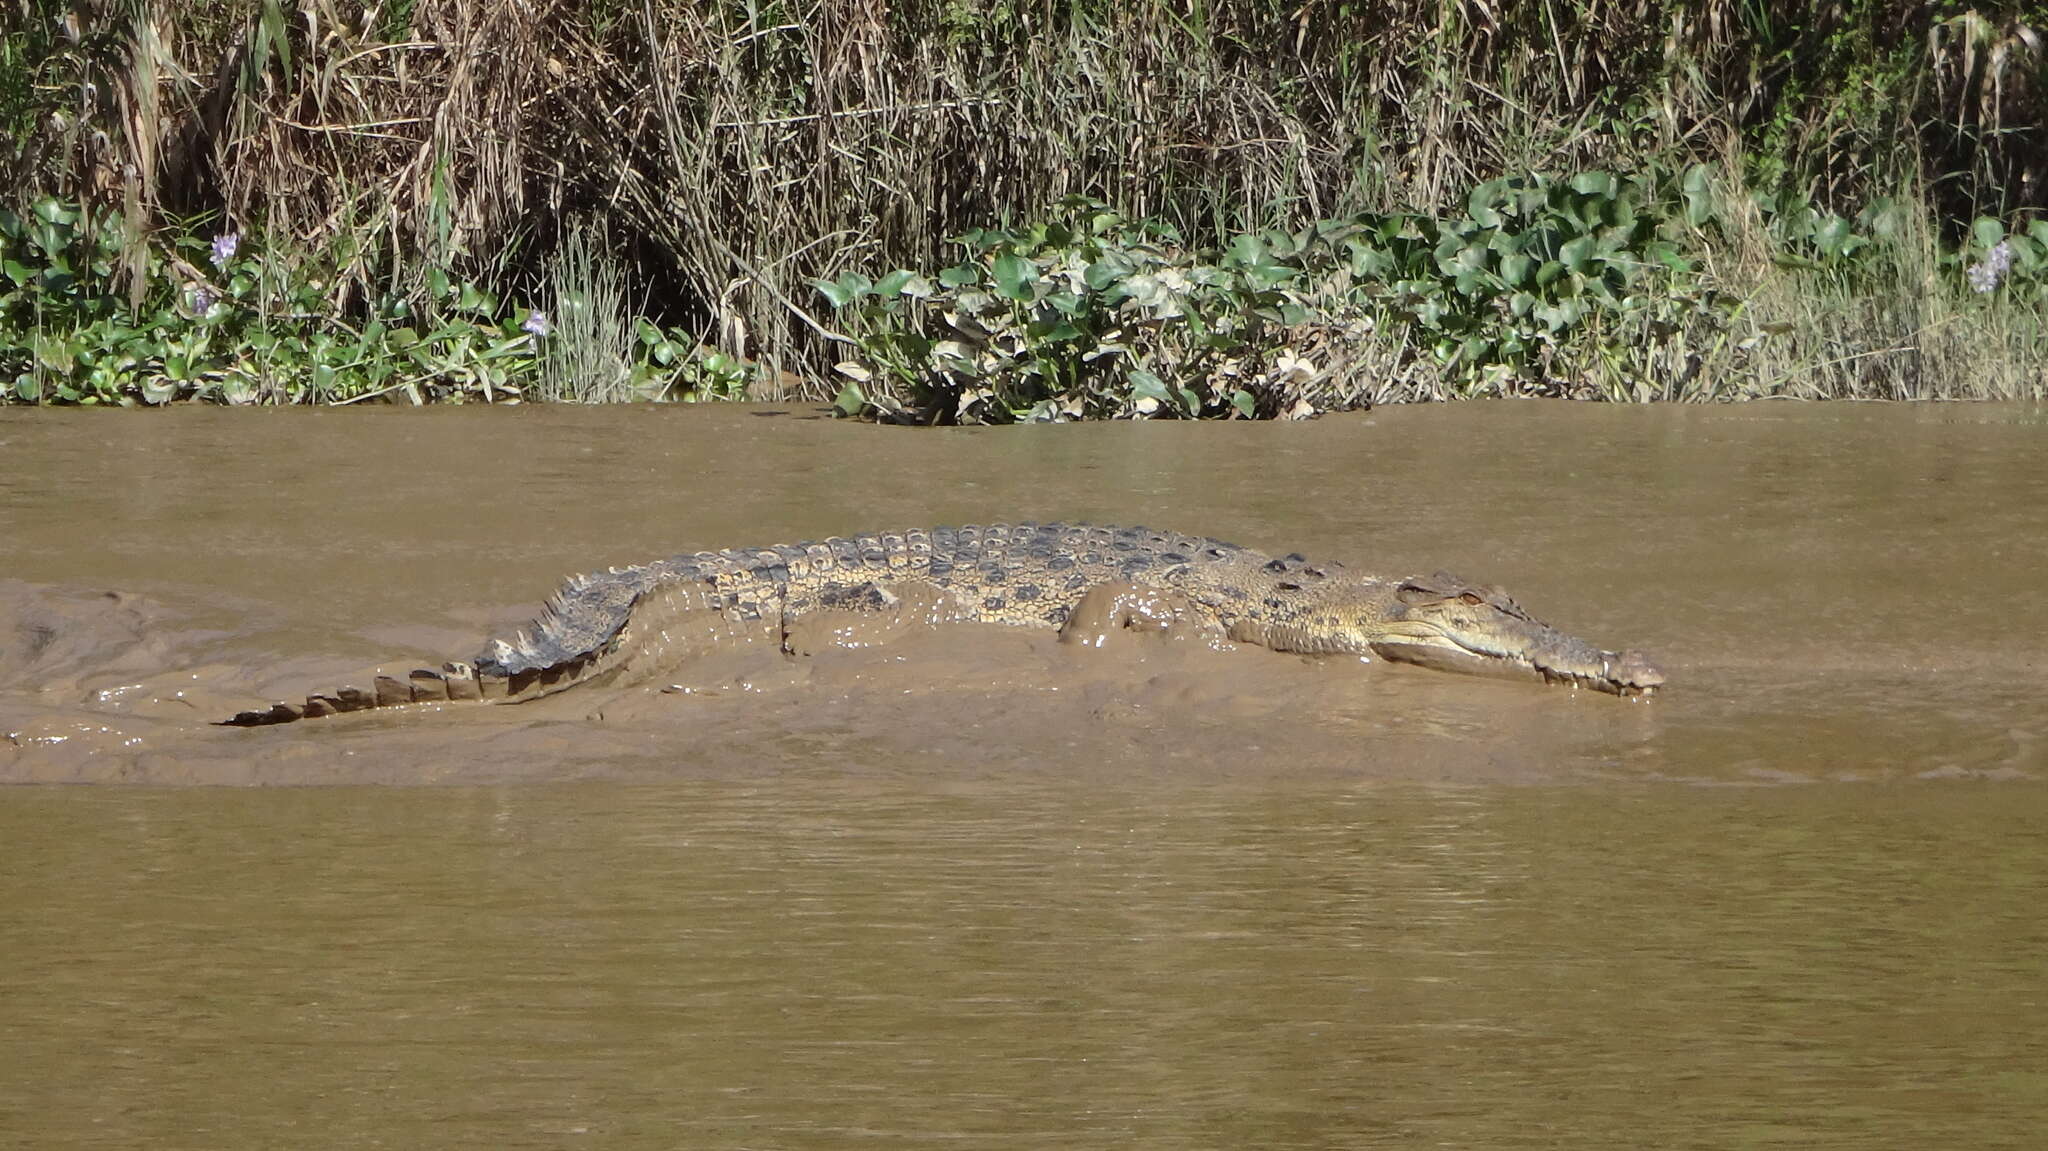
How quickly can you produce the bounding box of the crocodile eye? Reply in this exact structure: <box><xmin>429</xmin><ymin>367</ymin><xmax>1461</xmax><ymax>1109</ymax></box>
<box><xmin>1459</xmin><ymin>592</ymin><xmax>1485</xmax><ymax>607</ymax></box>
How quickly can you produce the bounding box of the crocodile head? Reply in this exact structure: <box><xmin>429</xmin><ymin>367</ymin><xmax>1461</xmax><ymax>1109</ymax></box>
<box><xmin>1362</xmin><ymin>572</ymin><xmax>1664</xmax><ymax>697</ymax></box>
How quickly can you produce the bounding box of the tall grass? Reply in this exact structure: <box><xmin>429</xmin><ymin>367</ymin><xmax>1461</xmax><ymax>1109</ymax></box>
<box><xmin>1689</xmin><ymin>179</ymin><xmax>2043</xmax><ymax>401</ymax></box>
<box><xmin>538</xmin><ymin>226</ymin><xmax>635</xmax><ymax>403</ymax></box>
<box><xmin>3</xmin><ymin>0</ymin><xmax>2043</xmax><ymax>403</ymax></box>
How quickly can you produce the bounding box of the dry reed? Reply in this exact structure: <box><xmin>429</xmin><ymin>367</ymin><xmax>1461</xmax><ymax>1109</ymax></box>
<box><xmin>6</xmin><ymin>0</ymin><xmax>2043</xmax><ymax>400</ymax></box>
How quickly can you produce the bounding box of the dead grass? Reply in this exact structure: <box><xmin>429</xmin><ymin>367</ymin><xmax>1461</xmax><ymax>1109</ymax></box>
<box><xmin>9</xmin><ymin>0</ymin><xmax>2045</xmax><ymax>401</ymax></box>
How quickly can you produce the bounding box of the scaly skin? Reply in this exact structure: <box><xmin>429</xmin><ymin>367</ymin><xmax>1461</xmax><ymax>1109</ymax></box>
<box><xmin>222</xmin><ymin>522</ymin><xmax>1663</xmax><ymax>726</ymax></box>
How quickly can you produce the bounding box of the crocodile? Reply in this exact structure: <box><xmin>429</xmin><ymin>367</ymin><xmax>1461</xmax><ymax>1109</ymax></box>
<box><xmin>222</xmin><ymin>522</ymin><xmax>1662</xmax><ymax>725</ymax></box>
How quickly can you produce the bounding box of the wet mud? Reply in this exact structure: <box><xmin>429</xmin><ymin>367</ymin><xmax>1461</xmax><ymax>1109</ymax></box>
<box><xmin>2</xmin><ymin>401</ymin><xmax>2043</xmax><ymax>786</ymax></box>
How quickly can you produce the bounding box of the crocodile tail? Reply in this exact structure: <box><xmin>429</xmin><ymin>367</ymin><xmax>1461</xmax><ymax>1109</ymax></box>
<box><xmin>218</xmin><ymin>566</ymin><xmax>725</xmax><ymax>727</ymax></box>
<box><xmin>219</xmin><ymin>660</ymin><xmax>502</xmax><ymax>726</ymax></box>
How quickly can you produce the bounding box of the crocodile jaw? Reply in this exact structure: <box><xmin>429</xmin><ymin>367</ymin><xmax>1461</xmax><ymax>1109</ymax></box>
<box><xmin>1369</xmin><ymin>634</ymin><xmax>1664</xmax><ymax>697</ymax></box>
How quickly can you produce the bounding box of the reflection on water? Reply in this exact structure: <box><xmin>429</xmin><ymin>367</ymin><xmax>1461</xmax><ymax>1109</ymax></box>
<box><xmin>2</xmin><ymin>783</ymin><xmax>2043</xmax><ymax>1148</ymax></box>
<box><xmin>2</xmin><ymin>401</ymin><xmax>2047</xmax><ymax>1145</ymax></box>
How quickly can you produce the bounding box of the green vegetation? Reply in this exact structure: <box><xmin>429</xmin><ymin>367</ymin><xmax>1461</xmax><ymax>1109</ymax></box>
<box><xmin>824</xmin><ymin>174</ymin><xmax>2046</xmax><ymax>419</ymax></box>
<box><xmin>3</xmin><ymin>0</ymin><xmax>2043</xmax><ymax>412</ymax></box>
<box><xmin>0</xmin><ymin>197</ymin><xmax>758</xmax><ymax>403</ymax></box>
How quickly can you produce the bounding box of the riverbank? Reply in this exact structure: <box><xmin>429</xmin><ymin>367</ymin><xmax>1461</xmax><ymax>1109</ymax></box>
<box><xmin>5</xmin><ymin>3</ymin><xmax>2043</xmax><ymax>414</ymax></box>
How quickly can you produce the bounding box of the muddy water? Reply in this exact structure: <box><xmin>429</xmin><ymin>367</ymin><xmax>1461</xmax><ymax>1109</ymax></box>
<box><xmin>2</xmin><ymin>403</ymin><xmax>2046</xmax><ymax>1146</ymax></box>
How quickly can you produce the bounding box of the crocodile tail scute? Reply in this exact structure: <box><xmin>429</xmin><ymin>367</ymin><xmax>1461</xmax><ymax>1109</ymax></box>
<box><xmin>218</xmin><ymin>661</ymin><xmax>492</xmax><ymax>726</ymax></box>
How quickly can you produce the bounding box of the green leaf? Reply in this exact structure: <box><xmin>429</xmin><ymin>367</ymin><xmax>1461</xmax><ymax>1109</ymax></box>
<box><xmin>1467</xmin><ymin>178</ymin><xmax>1507</xmax><ymax>228</ymax></box>
<box><xmin>1127</xmin><ymin>369</ymin><xmax>1168</xmax><ymax>400</ymax></box>
<box><xmin>874</xmin><ymin>269</ymin><xmax>916</xmax><ymax>296</ymax></box>
<box><xmin>832</xmin><ymin>380</ymin><xmax>866</xmax><ymax>417</ymax></box>
<box><xmin>1431</xmin><ymin>236</ymin><xmax>1467</xmax><ymax>277</ymax></box>
<box><xmin>1044</xmin><ymin>288</ymin><xmax>1086</xmax><ymax>317</ymax></box>
<box><xmin>1856</xmin><ymin>196</ymin><xmax>1901</xmax><ymax>240</ymax></box>
<box><xmin>892</xmin><ymin>331</ymin><xmax>933</xmax><ymax>363</ymax></box>
<box><xmin>938</xmin><ymin>262</ymin><xmax>980</xmax><ymax>288</ymax></box>
<box><xmin>1779</xmin><ymin>205</ymin><xmax>1820</xmax><ymax>242</ymax></box>
<box><xmin>457</xmin><ymin>282</ymin><xmax>495</xmax><ymax>315</ymax></box>
<box><xmin>835</xmin><ymin>271</ymin><xmax>874</xmax><ymax>301</ymax></box>
<box><xmin>991</xmin><ymin>253</ymin><xmax>1036</xmax><ymax>301</ymax></box>
<box><xmin>1643</xmin><ymin>240</ymin><xmax>1690</xmax><ymax>273</ymax></box>
<box><xmin>1972</xmin><ymin>217</ymin><xmax>2006</xmax><ymax>250</ymax></box>
<box><xmin>1347</xmin><ymin>242</ymin><xmax>1394</xmax><ymax>280</ymax></box>
<box><xmin>31</xmin><ymin>332</ymin><xmax>75</xmax><ymax>372</ymax></box>
<box><xmin>1534</xmin><ymin>299</ymin><xmax>1584</xmax><ymax>332</ymax></box>
<box><xmin>260</xmin><ymin>0</ymin><xmax>291</xmax><ymax>73</ymax></box>
<box><xmin>812</xmin><ymin>278</ymin><xmax>857</xmax><ymax>308</ymax></box>
<box><xmin>14</xmin><ymin>374</ymin><xmax>39</xmax><ymax>401</ymax></box>
<box><xmin>32</xmin><ymin>197</ymin><xmax>78</xmax><ymax>226</ymax></box>
<box><xmin>482</xmin><ymin>335</ymin><xmax>535</xmax><ymax>359</ymax></box>
<box><xmin>1082</xmin><ymin>258</ymin><xmax>1128</xmax><ymax>290</ymax></box>
<box><xmin>1230</xmin><ymin>389</ymin><xmax>1256</xmax><ymax>418</ymax></box>
<box><xmin>1559</xmin><ymin>236</ymin><xmax>1595</xmax><ymax>273</ymax></box>
<box><xmin>1814</xmin><ymin>215</ymin><xmax>1854</xmax><ymax>258</ymax></box>
<box><xmin>1681</xmin><ymin>177</ymin><xmax>1718</xmax><ymax>227</ymax></box>
<box><xmin>1257</xmin><ymin>260</ymin><xmax>1300</xmax><ymax>289</ymax></box>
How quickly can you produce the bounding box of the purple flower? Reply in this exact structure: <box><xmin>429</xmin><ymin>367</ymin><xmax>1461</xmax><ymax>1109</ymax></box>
<box><xmin>1968</xmin><ymin>239</ymin><xmax>2014</xmax><ymax>294</ymax></box>
<box><xmin>522</xmin><ymin>310</ymin><xmax>550</xmax><ymax>337</ymax></box>
<box><xmin>190</xmin><ymin>286</ymin><xmax>217</xmax><ymax>314</ymax></box>
<box><xmin>210</xmin><ymin>232</ymin><xmax>239</xmax><ymax>269</ymax></box>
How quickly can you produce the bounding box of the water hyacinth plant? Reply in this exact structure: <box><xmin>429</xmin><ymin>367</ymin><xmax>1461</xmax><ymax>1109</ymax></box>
<box><xmin>1968</xmin><ymin>241</ymin><xmax>2014</xmax><ymax>294</ymax></box>
<box><xmin>818</xmin><ymin>178</ymin><xmax>2048</xmax><ymax>420</ymax></box>
<box><xmin>4</xmin><ymin>0</ymin><xmax>2044</xmax><ymax>409</ymax></box>
<box><xmin>3</xmin><ymin>0</ymin><xmax>2043</xmax><ymax>411</ymax></box>
<box><xmin>0</xmin><ymin>198</ymin><xmax>761</xmax><ymax>405</ymax></box>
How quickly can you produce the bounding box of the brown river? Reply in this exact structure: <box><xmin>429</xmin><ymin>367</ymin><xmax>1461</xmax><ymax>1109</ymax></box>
<box><xmin>2</xmin><ymin>402</ymin><xmax>2044</xmax><ymax>1146</ymax></box>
